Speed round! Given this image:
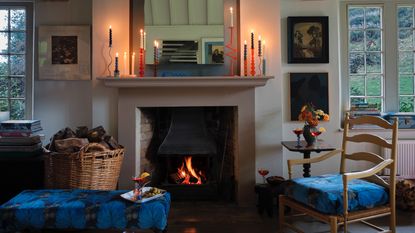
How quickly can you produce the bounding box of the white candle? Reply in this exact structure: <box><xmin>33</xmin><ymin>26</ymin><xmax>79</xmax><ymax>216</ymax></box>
<box><xmin>123</xmin><ymin>52</ymin><xmax>127</xmax><ymax>76</ymax></box>
<box><xmin>230</xmin><ymin>7</ymin><xmax>234</xmax><ymax>27</ymax></box>
<box><xmin>132</xmin><ymin>52</ymin><xmax>135</xmax><ymax>75</ymax></box>
<box><xmin>263</xmin><ymin>40</ymin><xmax>266</xmax><ymax>59</ymax></box>
<box><xmin>140</xmin><ymin>29</ymin><xmax>143</xmax><ymax>49</ymax></box>
<box><xmin>143</xmin><ymin>32</ymin><xmax>146</xmax><ymax>51</ymax></box>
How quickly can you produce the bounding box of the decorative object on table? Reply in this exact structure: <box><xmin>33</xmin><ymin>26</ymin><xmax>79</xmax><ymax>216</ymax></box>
<box><xmin>107</xmin><ymin>25</ymin><xmax>112</xmax><ymax>77</ymax></box>
<box><xmin>266</xmin><ymin>175</ymin><xmax>285</xmax><ymax>186</ymax></box>
<box><xmin>243</xmin><ymin>40</ymin><xmax>248</xmax><ymax>76</ymax></box>
<box><xmin>290</xmin><ymin>72</ymin><xmax>329</xmax><ymax>121</ymax></box>
<box><xmin>132</xmin><ymin>171</ymin><xmax>151</xmax><ymax>201</ymax></box>
<box><xmin>287</xmin><ymin>16</ymin><xmax>329</xmax><ymax>63</ymax></box>
<box><xmin>38</xmin><ymin>25</ymin><xmax>91</xmax><ymax>80</ymax></box>
<box><xmin>258</xmin><ymin>168</ymin><xmax>269</xmax><ymax>184</ymax></box>
<box><xmin>121</xmin><ymin>187</ymin><xmax>166</xmax><ymax>204</ymax></box>
<box><xmin>225</xmin><ymin>7</ymin><xmax>237</xmax><ymax>76</ymax></box>
<box><xmin>114</xmin><ymin>52</ymin><xmax>120</xmax><ymax>78</ymax></box>
<box><xmin>201</xmin><ymin>37</ymin><xmax>225</xmax><ymax>64</ymax></box>
<box><xmin>298</xmin><ymin>103</ymin><xmax>329</xmax><ymax>146</ymax></box>
<box><xmin>292</xmin><ymin>128</ymin><xmax>303</xmax><ymax>148</ymax></box>
<box><xmin>250</xmin><ymin>30</ymin><xmax>256</xmax><ymax>76</ymax></box>
<box><xmin>44</xmin><ymin>126</ymin><xmax>124</xmax><ymax>190</ymax></box>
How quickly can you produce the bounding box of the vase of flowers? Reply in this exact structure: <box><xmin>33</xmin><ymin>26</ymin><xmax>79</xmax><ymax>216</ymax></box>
<box><xmin>298</xmin><ymin>103</ymin><xmax>329</xmax><ymax>146</ymax></box>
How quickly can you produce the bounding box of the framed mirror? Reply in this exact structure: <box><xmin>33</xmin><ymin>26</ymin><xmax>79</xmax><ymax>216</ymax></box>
<box><xmin>130</xmin><ymin>0</ymin><xmax>239</xmax><ymax>76</ymax></box>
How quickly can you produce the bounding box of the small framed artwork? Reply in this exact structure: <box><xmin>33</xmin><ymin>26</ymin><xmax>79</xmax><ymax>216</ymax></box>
<box><xmin>287</xmin><ymin>16</ymin><xmax>329</xmax><ymax>63</ymax></box>
<box><xmin>290</xmin><ymin>72</ymin><xmax>329</xmax><ymax>121</ymax></box>
<box><xmin>38</xmin><ymin>25</ymin><xmax>91</xmax><ymax>80</ymax></box>
<box><xmin>201</xmin><ymin>38</ymin><xmax>224</xmax><ymax>64</ymax></box>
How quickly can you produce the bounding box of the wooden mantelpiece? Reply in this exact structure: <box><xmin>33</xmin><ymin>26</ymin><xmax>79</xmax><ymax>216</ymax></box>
<box><xmin>97</xmin><ymin>76</ymin><xmax>272</xmax><ymax>88</ymax></box>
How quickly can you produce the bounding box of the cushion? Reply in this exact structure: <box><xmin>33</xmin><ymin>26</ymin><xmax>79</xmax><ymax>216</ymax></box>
<box><xmin>284</xmin><ymin>174</ymin><xmax>389</xmax><ymax>214</ymax></box>
<box><xmin>0</xmin><ymin>189</ymin><xmax>170</xmax><ymax>231</ymax></box>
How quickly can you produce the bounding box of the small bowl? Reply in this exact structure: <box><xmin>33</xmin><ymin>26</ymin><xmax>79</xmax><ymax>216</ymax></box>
<box><xmin>266</xmin><ymin>176</ymin><xmax>285</xmax><ymax>186</ymax></box>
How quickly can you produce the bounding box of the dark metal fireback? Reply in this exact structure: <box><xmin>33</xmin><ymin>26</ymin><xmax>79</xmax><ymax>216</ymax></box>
<box><xmin>157</xmin><ymin>108</ymin><xmax>217</xmax><ymax>155</ymax></box>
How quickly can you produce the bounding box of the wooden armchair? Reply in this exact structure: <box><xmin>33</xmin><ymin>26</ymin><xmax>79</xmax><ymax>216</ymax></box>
<box><xmin>279</xmin><ymin>113</ymin><xmax>398</xmax><ymax>233</ymax></box>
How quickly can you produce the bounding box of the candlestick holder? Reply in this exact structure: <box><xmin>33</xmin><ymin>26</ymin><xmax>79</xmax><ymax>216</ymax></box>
<box><xmin>107</xmin><ymin>47</ymin><xmax>112</xmax><ymax>77</ymax></box>
<box><xmin>250</xmin><ymin>48</ymin><xmax>255</xmax><ymax>76</ymax></box>
<box><xmin>139</xmin><ymin>48</ymin><xmax>144</xmax><ymax>77</ymax></box>
<box><xmin>258</xmin><ymin>56</ymin><xmax>263</xmax><ymax>76</ymax></box>
<box><xmin>114</xmin><ymin>56</ymin><xmax>120</xmax><ymax>78</ymax></box>
<box><xmin>244</xmin><ymin>59</ymin><xmax>248</xmax><ymax>76</ymax></box>
<box><xmin>225</xmin><ymin>26</ymin><xmax>237</xmax><ymax>76</ymax></box>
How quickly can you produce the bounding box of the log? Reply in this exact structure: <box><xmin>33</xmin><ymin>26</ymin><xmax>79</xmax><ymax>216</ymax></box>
<box><xmin>87</xmin><ymin>126</ymin><xmax>106</xmax><ymax>142</ymax></box>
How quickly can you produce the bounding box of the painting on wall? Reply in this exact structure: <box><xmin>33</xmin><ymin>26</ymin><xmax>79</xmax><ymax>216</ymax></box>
<box><xmin>287</xmin><ymin>16</ymin><xmax>329</xmax><ymax>63</ymax></box>
<box><xmin>201</xmin><ymin>38</ymin><xmax>224</xmax><ymax>64</ymax></box>
<box><xmin>38</xmin><ymin>25</ymin><xmax>90</xmax><ymax>80</ymax></box>
<box><xmin>290</xmin><ymin>72</ymin><xmax>329</xmax><ymax>121</ymax></box>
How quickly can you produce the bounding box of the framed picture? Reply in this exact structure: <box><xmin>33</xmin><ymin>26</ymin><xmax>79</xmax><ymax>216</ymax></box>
<box><xmin>290</xmin><ymin>73</ymin><xmax>329</xmax><ymax>121</ymax></box>
<box><xmin>38</xmin><ymin>25</ymin><xmax>91</xmax><ymax>80</ymax></box>
<box><xmin>287</xmin><ymin>16</ymin><xmax>329</xmax><ymax>63</ymax></box>
<box><xmin>201</xmin><ymin>38</ymin><xmax>224</xmax><ymax>64</ymax></box>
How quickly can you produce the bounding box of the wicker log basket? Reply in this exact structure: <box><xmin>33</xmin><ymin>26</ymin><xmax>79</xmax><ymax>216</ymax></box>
<box><xmin>44</xmin><ymin>143</ymin><xmax>124</xmax><ymax>190</ymax></box>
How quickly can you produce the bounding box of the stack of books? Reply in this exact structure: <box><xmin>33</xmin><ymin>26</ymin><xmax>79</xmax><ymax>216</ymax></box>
<box><xmin>349</xmin><ymin>103</ymin><xmax>382</xmax><ymax>118</ymax></box>
<box><xmin>0</xmin><ymin>120</ymin><xmax>43</xmax><ymax>158</ymax></box>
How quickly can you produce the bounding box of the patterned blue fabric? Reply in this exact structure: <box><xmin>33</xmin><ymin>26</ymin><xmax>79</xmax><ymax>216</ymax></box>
<box><xmin>285</xmin><ymin>174</ymin><xmax>389</xmax><ymax>214</ymax></box>
<box><xmin>0</xmin><ymin>189</ymin><xmax>170</xmax><ymax>231</ymax></box>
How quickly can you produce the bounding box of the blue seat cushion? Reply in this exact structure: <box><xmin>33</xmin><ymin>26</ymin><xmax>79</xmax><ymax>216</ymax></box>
<box><xmin>284</xmin><ymin>174</ymin><xmax>389</xmax><ymax>214</ymax></box>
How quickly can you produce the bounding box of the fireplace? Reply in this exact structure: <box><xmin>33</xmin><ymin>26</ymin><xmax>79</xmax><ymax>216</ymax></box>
<box><xmin>139</xmin><ymin>107</ymin><xmax>236</xmax><ymax>200</ymax></box>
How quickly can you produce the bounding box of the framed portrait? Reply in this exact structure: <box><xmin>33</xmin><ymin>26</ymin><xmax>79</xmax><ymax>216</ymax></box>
<box><xmin>38</xmin><ymin>25</ymin><xmax>91</xmax><ymax>80</ymax></box>
<box><xmin>287</xmin><ymin>16</ymin><xmax>329</xmax><ymax>63</ymax></box>
<box><xmin>201</xmin><ymin>38</ymin><xmax>224</xmax><ymax>64</ymax></box>
<box><xmin>290</xmin><ymin>72</ymin><xmax>329</xmax><ymax>121</ymax></box>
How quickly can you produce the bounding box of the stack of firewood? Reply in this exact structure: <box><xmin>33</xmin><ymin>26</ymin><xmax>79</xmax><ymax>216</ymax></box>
<box><xmin>396</xmin><ymin>179</ymin><xmax>415</xmax><ymax>211</ymax></box>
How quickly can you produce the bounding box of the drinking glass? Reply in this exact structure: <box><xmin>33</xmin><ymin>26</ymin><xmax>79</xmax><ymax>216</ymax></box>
<box><xmin>293</xmin><ymin>128</ymin><xmax>304</xmax><ymax>148</ymax></box>
<box><xmin>258</xmin><ymin>168</ymin><xmax>269</xmax><ymax>184</ymax></box>
<box><xmin>311</xmin><ymin>129</ymin><xmax>322</xmax><ymax>146</ymax></box>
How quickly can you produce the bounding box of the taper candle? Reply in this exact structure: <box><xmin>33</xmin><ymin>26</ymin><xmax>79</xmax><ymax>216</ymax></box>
<box><xmin>114</xmin><ymin>52</ymin><xmax>120</xmax><ymax>77</ymax></box>
<box><xmin>258</xmin><ymin>35</ymin><xmax>262</xmax><ymax>57</ymax></box>
<box><xmin>243</xmin><ymin>40</ymin><xmax>247</xmax><ymax>60</ymax></box>
<box><xmin>144</xmin><ymin>32</ymin><xmax>146</xmax><ymax>50</ymax></box>
<box><xmin>132</xmin><ymin>52</ymin><xmax>135</xmax><ymax>75</ymax></box>
<box><xmin>123</xmin><ymin>52</ymin><xmax>127</xmax><ymax>76</ymax></box>
<box><xmin>230</xmin><ymin>7</ymin><xmax>234</xmax><ymax>27</ymax></box>
<box><xmin>251</xmin><ymin>30</ymin><xmax>254</xmax><ymax>49</ymax></box>
<box><xmin>109</xmin><ymin>25</ymin><xmax>112</xmax><ymax>47</ymax></box>
<box><xmin>140</xmin><ymin>29</ymin><xmax>143</xmax><ymax>49</ymax></box>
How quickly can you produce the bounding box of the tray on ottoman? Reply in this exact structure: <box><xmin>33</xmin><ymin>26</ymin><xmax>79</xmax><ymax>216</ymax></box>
<box><xmin>0</xmin><ymin>189</ymin><xmax>170</xmax><ymax>232</ymax></box>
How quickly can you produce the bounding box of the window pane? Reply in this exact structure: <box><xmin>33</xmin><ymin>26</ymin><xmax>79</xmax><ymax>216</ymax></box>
<box><xmin>399</xmin><ymin>51</ymin><xmax>414</xmax><ymax>74</ymax></box>
<box><xmin>400</xmin><ymin>96</ymin><xmax>414</xmax><ymax>112</ymax></box>
<box><xmin>349</xmin><ymin>52</ymin><xmax>365</xmax><ymax>74</ymax></box>
<box><xmin>399</xmin><ymin>29</ymin><xmax>413</xmax><ymax>50</ymax></box>
<box><xmin>0</xmin><ymin>99</ymin><xmax>8</xmax><ymax>111</ymax></box>
<box><xmin>10</xmin><ymin>32</ymin><xmax>25</xmax><ymax>54</ymax></box>
<box><xmin>366</xmin><ymin>98</ymin><xmax>382</xmax><ymax>110</ymax></box>
<box><xmin>366</xmin><ymin>30</ymin><xmax>381</xmax><ymax>51</ymax></box>
<box><xmin>400</xmin><ymin>75</ymin><xmax>414</xmax><ymax>95</ymax></box>
<box><xmin>10</xmin><ymin>77</ymin><xmax>24</xmax><ymax>98</ymax></box>
<box><xmin>366</xmin><ymin>8</ymin><xmax>381</xmax><ymax>29</ymax></box>
<box><xmin>351</xmin><ymin>97</ymin><xmax>365</xmax><ymax>106</ymax></box>
<box><xmin>349</xmin><ymin>30</ymin><xmax>364</xmax><ymax>51</ymax></box>
<box><xmin>10</xmin><ymin>55</ymin><xmax>24</xmax><ymax>75</ymax></box>
<box><xmin>0</xmin><ymin>10</ymin><xmax>8</xmax><ymax>31</ymax></box>
<box><xmin>10</xmin><ymin>99</ymin><xmax>24</xmax><ymax>119</ymax></box>
<box><xmin>367</xmin><ymin>75</ymin><xmax>382</xmax><ymax>96</ymax></box>
<box><xmin>10</xmin><ymin>9</ymin><xmax>25</xmax><ymax>30</ymax></box>
<box><xmin>398</xmin><ymin>7</ymin><xmax>413</xmax><ymax>28</ymax></box>
<box><xmin>0</xmin><ymin>32</ymin><xmax>8</xmax><ymax>53</ymax></box>
<box><xmin>350</xmin><ymin>75</ymin><xmax>365</xmax><ymax>96</ymax></box>
<box><xmin>349</xmin><ymin>8</ymin><xmax>364</xmax><ymax>29</ymax></box>
<box><xmin>0</xmin><ymin>76</ymin><xmax>8</xmax><ymax>98</ymax></box>
<box><xmin>366</xmin><ymin>53</ymin><xmax>381</xmax><ymax>73</ymax></box>
<box><xmin>0</xmin><ymin>55</ymin><xmax>8</xmax><ymax>75</ymax></box>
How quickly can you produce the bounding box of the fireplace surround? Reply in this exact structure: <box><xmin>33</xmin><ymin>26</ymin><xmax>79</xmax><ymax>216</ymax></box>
<box><xmin>99</xmin><ymin>76</ymin><xmax>271</xmax><ymax>205</ymax></box>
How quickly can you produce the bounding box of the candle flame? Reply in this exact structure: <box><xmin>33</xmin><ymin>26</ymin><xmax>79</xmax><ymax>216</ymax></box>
<box><xmin>109</xmin><ymin>25</ymin><xmax>112</xmax><ymax>29</ymax></box>
<box><xmin>259</xmin><ymin>35</ymin><xmax>262</xmax><ymax>40</ymax></box>
<box><xmin>133</xmin><ymin>52</ymin><xmax>135</xmax><ymax>56</ymax></box>
<box><xmin>140</xmin><ymin>28</ymin><xmax>143</xmax><ymax>34</ymax></box>
<box><xmin>251</xmin><ymin>29</ymin><xmax>254</xmax><ymax>33</ymax></box>
<box><xmin>116</xmin><ymin>52</ymin><xmax>119</xmax><ymax>57</ymax></box>
<box><xmin>244</xmin><ymin>40</ymin><xmax>247</xmax><ymax>45</ymax></box>
<box><xmin>124</xmin><ymin>52</ymin><xmax>127</xmax><ymax>56</ymax></box>
<box><xmin>230</xmin><ymin>7</ymin><xmax>233</xmax><ymax>13</ymax></box>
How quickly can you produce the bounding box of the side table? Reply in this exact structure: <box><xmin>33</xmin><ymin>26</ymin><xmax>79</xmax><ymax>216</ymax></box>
<box><xmin>254</xmin><ymin>183</ymin><xmax>284</xmax><ymax>217</ymax></box>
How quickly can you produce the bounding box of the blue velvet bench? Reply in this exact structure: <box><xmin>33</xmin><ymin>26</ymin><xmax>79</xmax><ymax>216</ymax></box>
<box><xmin>0</xmin><ymin>189</ymin><xmax>170</xmax><ymax>232</ymax></box>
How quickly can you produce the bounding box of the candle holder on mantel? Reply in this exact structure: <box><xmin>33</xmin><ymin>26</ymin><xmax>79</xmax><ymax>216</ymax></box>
<box><xmin>225</xmin><ymin>26</ymin><xmax>237</xmax><ymax>76</ymax></box>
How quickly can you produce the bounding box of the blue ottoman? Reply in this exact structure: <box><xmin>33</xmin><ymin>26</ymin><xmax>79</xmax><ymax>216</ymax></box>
<box><xmin>0</xmin><ymin>189</ymin><xmax>170</xmax><ymax>232</ymax></box>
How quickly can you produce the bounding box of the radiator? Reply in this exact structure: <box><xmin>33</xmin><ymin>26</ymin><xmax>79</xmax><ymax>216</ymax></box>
<box><xmin>382</xmin><ymin>140</ymin><xmax>415</xmax><ymax>179</ymax></box>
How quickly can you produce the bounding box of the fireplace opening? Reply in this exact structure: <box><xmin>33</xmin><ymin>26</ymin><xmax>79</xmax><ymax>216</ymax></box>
<box><xmin>138</xmin><ymin>106</ymin><xmax>237</xmax><ymax>201</ymax></box>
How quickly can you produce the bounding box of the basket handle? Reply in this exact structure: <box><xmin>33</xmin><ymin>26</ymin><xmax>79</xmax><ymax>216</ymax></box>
<box><xmin>80</xmin><ymin>143</ymin><xmax>109</xmax><ymax>154</ymax></box>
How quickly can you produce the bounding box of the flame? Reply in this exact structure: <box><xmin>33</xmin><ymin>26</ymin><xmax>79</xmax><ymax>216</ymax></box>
<box><xmin>176</xmin><ymin>156</ymin><xmax>205</xmax><ymax>185</ymax></box>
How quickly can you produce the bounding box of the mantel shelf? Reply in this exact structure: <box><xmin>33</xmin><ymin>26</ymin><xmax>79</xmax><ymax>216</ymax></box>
<box><xmin>96</xmin><ymin>76</ymin><xmax>273</xmax><ymax>88</ymax></box>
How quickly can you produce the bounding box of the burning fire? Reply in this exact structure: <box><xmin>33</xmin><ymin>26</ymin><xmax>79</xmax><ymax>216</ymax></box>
<box><xmin>176</xmin><ymin>156</ymin><xmax>206</xmax><ymax>185</ymax></box>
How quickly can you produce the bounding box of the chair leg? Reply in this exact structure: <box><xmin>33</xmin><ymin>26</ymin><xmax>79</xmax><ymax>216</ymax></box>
<box><xmin>390</xmin><ymin>210</ymin><xmax>396</xmax><ymax>233</ymax></box>
<box><xmin>329</xmin><ymin>216</ymin><xmax>338</xmax><ymax>233</ymax></box>
<box><xmin>279</xmin><ymin>195</ymin><xmax>285</xmax><ymax>233</ymax></box>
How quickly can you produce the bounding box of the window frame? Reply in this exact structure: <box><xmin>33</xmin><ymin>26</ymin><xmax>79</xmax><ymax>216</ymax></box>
<box><xmin>340</xmin><ymin>0</ymin><xmax>415</xmax><ymax>115</ymax></box>
<box><xmin>0</xmin><ymin>2</ymin><xmax>33</xmax><ymax>119</ymax></box>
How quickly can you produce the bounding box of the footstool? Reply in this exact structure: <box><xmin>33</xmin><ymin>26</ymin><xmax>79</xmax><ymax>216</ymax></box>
<box><xmin>0</xmin><ymin>189</ymin><xmax>170</xmax><ymax>232</ymax></box>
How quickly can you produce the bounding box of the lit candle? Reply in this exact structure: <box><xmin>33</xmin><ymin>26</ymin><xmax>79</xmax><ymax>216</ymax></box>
<box><xmin>230</xmin><ymin>7</ymin><xmax>234</xmax><ymax>27</ymax></box>
<box><xmin>143</xmin><ymin>32</ymin><xmax>146</xmax><ymax>50</ymax></box>
<box><xmin>132</xmin><ymin>52</ymin><xmax>135</xmax><ymax>75</ymax></box>
<box><xmin>140</xmin><ymin>29</ymin><xmax>143</xmax><ymax>49</ymax></box>
<box><xmin>154</xmin><ymin>40</ymin><xmax>159</xmax><ymax>76</ymax></box>
<box><xmin>251</xmin><ymin>30</ymin><xmax>254</xmax><ymax>49</ymax></box>
<box><xmin>109</xmin><ymin>25</ymin><xmax>112</xmax><ymax>48</ymax></box>
<box><xmin>258</xmin><ymin>35</ymin><xmax>262</xmax><ymax>57</ymax></box>
<box><xmin>123</xmin><ymin>52</ymin><xmax>127</xmax><ymax>76</ymax></box>
<box><xmin>243</xmin><ymin>40</ymin><xmax>247</xmax><ymax>61</ymax></box>
<box><xmin>114</xmin><ymin>52</ymin><xmax>119</xmax><ymax>77</ymax></box>
<box><xmin>262</xmin><ymin>40</ymin><xmax>266</xmax><ymax>76</ymax></box>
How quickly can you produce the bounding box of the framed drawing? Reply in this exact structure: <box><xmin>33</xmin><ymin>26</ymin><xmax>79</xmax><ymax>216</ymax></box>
<box><xmin>201</xmin><ymin>38</ymin><xmax>224</xmax><ymax>64</ymax></box>
<box><xmin>287</xmin><ymin>16</ymin><xmax>329</xmax><ymax>63</ymax></box>
<box><xmin>38</xmin><ymin>25</ymin><xmax>91</xmax><ymax>80</ymax></box>
<box><xmin>290</xmin><ymin>73</ymin><xmax>329</xmax><ymax>121</ymax></box>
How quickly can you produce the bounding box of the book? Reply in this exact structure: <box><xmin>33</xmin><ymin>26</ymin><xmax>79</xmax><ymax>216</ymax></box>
<box><xmin>0</xmin><ymin>120</ymin><xmax>42</xmax><ymax>131</ymax></box>
<box><xmin>0</xmin><ymin>135</ymin><xmax>41</xmax><ymax>146</ymax></box>
<box><xmin>0</xmin><ymin>131</ymin><xmax>43</xmax><ymax>137</ymax></box>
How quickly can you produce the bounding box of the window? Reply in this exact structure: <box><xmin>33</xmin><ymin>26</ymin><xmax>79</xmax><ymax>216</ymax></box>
<box><xmin>0</xmin><ymin>3</ymin><xmax>32</xmax><ymax>120</ymax></box>
<box><xmin>342</xmin><ymin>1</ymin><xmax>415</xmax><ymax>113</ymax></box>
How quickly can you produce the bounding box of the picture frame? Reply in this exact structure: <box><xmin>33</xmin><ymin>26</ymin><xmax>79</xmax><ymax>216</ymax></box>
<box><xmin>287</xmin><ymin>16</ymin><xmax>329</xmax><ymax>63</ymax></box>
<box><xmin>290</xmin><ymin>72</ymin><xmax>329</xmax><ymax>121</ymax></box>
<box><xmin>201</xmin><ymin>38</ymin><xmax>224</xmax><ymax>64</ymax></box>
<box><xmin>38</xmin><ymin>25</ymin><xmax>91</xmax><ymax>80</ymax></box>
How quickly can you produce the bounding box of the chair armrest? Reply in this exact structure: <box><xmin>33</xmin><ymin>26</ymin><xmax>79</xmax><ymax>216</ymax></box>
<box><xmin>343</xmin><ymin>159</ymin><xmax>393</xmax><ymax>182</ymax></box>
<box><xmin>287</xmin><ymin>149</ymin><xmax>342</xmax><ymax>179</ymax></box>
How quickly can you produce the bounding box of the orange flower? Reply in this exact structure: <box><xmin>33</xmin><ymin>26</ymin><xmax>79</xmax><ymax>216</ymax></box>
<box><xmin>299</xmin><ymin>103</ymin><xmax>329</xmax><ymax>127</ymax></box>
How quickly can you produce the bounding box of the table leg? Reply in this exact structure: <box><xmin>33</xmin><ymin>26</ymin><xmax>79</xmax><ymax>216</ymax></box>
<box><xmin>303</xmin><ymin>151</ymin><xmax>311</xmax><ymax>177</ymax></box>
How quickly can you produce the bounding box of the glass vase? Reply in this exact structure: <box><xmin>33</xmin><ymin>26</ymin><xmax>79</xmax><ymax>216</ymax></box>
<box><xmin>303</xmin><ymin>125</ymin><xmax>316</xmax><ymax>146</ymax></box>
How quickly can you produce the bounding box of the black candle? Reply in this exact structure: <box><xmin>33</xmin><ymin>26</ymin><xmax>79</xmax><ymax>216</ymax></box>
<box><xmin>258</xmin><ymin>35</ymin><xmax>262</xmax><ymax>57</ymax></box>
<box><xmin>244</xmin><ymin>40</ymin><xmax>247</xmax><ymax>60</ymax></box>
<box><xmin>109</xmin><ymin>25</ymin><xmax>112</xmax><ymax>48</ymax></box>
<box><xmin>251</xmin><ymin>30</ymin><xmax>254</xmax><ymax>49</ymax></box>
